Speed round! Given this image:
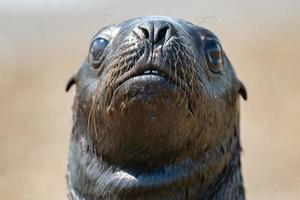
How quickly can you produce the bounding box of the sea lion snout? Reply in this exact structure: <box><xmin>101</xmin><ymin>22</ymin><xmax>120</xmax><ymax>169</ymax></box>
<box><xmin>133</xmin><ymin>20</ymin><xmax>173</xmax><ymax>45</ymax></box>
<box><xmin>105</xmin><ymin>18</ymin><xmax>195</xmax><ymax>117</ymax></box>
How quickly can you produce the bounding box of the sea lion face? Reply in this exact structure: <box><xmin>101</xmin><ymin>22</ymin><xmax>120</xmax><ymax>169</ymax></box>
<box><xmin>68</xmin><ymin>16</ymin><xmax>246</xmax><ymax>169</ymax></box>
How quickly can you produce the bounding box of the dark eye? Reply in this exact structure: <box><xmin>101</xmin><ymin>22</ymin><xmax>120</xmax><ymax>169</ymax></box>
<box><xmin>204</xmin><ymin>40</ymin><xmax>223</xmax><ymax>72</ymax></box>
<box><xmin>90</xmin><ymin>38</ymin><xmax>109</xmax><ymax>63</ymax></box>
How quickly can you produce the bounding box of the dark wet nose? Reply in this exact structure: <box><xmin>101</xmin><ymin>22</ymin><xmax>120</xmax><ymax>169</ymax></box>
<box><xmin>135</xmin><ymin>21</ymin><xmax>172</xmax><ymax>44</ymax></box>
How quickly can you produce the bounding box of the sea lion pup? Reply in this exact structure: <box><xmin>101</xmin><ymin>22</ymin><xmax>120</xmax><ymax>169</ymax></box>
<box><xmin>66</xmin><ymin>16</ymin><xmax>247</xmax><ymax>200</ymax></box>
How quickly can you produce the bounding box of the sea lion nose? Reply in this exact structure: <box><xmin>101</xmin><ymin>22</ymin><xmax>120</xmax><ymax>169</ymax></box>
<box><xmin>136</xmin><ymin>21</ymin><xmax>172</xmax><ymax>44</ymax></box>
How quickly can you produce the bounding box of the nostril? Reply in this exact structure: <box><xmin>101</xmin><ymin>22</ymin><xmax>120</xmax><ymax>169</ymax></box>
<box><xmin>138</xmin><ymin>26</ymin><xmax>150</xmax><ymax>39</ymax></box>
<box><xmin>136</xmin><ymin>22</ymin><xmax>172</xmax><ymax>44</ymax></box>
<box><xmin>156</xmin><ymin>26</ymin><xmax>169</xmax><ymax>43</ymax></box>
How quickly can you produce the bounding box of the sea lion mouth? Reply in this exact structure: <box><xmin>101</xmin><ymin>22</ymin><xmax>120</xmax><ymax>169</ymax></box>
<box><xmin>112</xmin><ymin>64</ymin><xmax>190</xmax><ymax>97</ymax></box>
<box><xmin>104</xmin><ymin>61</ymin><xmax>196</xmax><ymax>117</ymax></box>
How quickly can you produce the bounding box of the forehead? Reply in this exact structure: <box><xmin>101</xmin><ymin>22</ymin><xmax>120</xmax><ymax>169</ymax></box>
<box><xmin>92</xmin><ymin>16</ymin><xmax>220</xmax><ymax>42</ymax></box>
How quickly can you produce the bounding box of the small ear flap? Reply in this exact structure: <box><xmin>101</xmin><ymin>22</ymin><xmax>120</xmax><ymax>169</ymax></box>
<box><xmin>238</xmin><ymin>81</ymin><xmax>247</xmax><ymax>101</ymax></box>
<box><xmin>66</xmin><ymin>74</ymin><xmax>77</xmax><ymax>92</ymax></box>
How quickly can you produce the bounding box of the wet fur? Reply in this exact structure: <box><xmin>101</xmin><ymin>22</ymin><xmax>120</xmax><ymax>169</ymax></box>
<box><xmin>66</xmin><ymin>16</ymin><xmax>247</xmax><ymax>200</ymax></box>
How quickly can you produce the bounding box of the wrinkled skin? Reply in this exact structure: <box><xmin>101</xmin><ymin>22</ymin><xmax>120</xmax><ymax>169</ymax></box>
<box><xmin>66</xmin><ymin>16</ymin><xmax>247</xmax><ymax>200</ymax></box>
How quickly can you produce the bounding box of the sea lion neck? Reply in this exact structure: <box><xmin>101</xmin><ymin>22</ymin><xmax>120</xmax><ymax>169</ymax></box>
<box><xmin>67</xmin><ymin>129</ymin><xmax>244</xmax><ymax>200</ymax></box>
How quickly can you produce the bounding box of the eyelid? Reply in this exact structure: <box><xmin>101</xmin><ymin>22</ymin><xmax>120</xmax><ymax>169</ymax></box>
<box><xmin>204</xmin><ymin>38</ymin><xmax>222</xmax><ymax>47</ymax></box>
<box><xmin>92</xmin><ymin>34</ymin><xmax>111</xmax><ymax>43</ymax></box>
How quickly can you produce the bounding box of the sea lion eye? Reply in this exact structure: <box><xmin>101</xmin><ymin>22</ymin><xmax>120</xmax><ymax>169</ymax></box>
<box><xmin>204</xmin><ymin>40</ymin><xmax>223</xmax><ymax>72</ymax></box>
<box><xmin>90</xmin><ymin>38</ymin><xmax>109</xmax><ymax>63</ymax></box>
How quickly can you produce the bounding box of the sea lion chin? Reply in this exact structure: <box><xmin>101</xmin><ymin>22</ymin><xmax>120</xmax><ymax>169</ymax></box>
<box><xmin>66</xmin><ymin>16</ymin><xmax>247</xmax><ymax>200</ymax></box>
<box><xmin>103</xmin><ymin>71</ymin><xmax>194</xmax><ymax>168</ymax></box>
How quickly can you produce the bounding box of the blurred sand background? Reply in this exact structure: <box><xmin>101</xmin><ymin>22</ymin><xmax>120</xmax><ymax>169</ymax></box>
<box><xmin>0</xmin><ymin>0</ymin><xmax>299</xmax><ymax>199</ymax></box>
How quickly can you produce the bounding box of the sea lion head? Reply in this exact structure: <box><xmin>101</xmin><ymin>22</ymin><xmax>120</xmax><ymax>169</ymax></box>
<box><xmin>67</xmin><ymin>16</ymin><xmax>247</xmax><ymax>171</ymax></box>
